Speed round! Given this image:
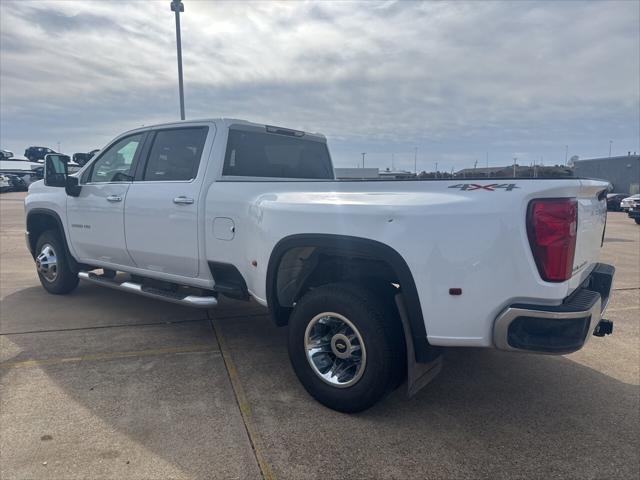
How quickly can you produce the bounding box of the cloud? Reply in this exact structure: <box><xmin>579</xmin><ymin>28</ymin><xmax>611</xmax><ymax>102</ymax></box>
<box><xmin>1</xmin><ymin>0</ymin><xmax>638</xmax><ymax>171</ymax></box>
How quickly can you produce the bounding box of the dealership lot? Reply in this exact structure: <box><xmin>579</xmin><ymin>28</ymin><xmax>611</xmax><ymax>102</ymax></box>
<box><xmin>1</xmin><ymin>191</ymin><xmax>638</xmax><ymax>479</ymax></box>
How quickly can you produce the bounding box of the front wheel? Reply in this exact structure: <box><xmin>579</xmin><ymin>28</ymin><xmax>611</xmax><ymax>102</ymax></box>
<box><xmin>288</xmin><ymin>282</ymin><xmax>405</xmax><ymax>413</ymax></box>
<box><xmin>635</xmin><ymin>218</ymin><xmax>640</xmax><ymax>225</ymax></box>
<box><xmin>35</xmin><ymin>230</ymin><xmax>79</xmax><ymax>294</ymax></box>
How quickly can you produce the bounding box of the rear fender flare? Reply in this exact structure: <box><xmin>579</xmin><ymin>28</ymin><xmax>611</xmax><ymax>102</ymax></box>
<box><xmin>266</xmin><ymin>234</ymin><xmax>436</xmax><ymax>362</ymax></box>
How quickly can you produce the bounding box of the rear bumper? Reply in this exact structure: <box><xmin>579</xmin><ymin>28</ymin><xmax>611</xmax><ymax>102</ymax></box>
<box><xmin>493</xmin><ymin>263</ymin><xmax>614</xmax><ymax>354</ymax></box>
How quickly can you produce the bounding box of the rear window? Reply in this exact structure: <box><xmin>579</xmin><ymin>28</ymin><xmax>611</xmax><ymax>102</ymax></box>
<box><xmin>223</xmin><ymin>129</ymin><xmax>333</xmax><ymax>179</ymax></box>
<box><xmin>143</xmin><ymin>127</ymin><xmax>208</xmax><ymax>181</ymax></box>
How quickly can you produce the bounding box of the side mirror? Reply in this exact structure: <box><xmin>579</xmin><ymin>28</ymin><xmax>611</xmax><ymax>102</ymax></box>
<box><xmin>44</xmin><ymin>154</ymin><xmax>81</xmax><ymax>196</ymax></box>
<box><xmin>44</xmin><ymin>154</ymin><xmax>68</xmax><ymax>187</ymax></box>
<box><xmin>66</xmin><ymin>176</ymin><xmax>81</xmax><ymax>197</ymax></box>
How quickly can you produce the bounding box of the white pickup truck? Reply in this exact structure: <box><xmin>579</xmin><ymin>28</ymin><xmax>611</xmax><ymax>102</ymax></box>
<box><xmin>25</xmin><ymin>119</ymin><xmax>614</xmax><ymax>412</ymax></box>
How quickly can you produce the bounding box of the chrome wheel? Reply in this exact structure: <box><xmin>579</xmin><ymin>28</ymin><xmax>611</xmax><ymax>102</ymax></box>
<box><xmin>36</xmin><ymin>243</ymin><xmax>58</xmax><ymax>282</ymax></box>
<box><xmin>304</xmin><ymin>312</ymin><xmax>367</xmax><ymax>388</ymax></box>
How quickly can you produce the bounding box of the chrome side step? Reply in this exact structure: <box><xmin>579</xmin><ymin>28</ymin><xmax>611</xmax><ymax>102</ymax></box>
<box><xmin>78</xmin><ymin>271</ymin><xmax>218</xmax><ymax>308</ymax></box>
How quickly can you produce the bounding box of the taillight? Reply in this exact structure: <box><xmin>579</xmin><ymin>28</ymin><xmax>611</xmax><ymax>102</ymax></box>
<box><xmin>527</xmin><ymin>198</ymin><xmax>577</xmax><ymax>282</ymax></box>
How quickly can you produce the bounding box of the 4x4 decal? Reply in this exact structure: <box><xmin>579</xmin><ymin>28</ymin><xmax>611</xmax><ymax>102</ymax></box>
<box><xmin>448</xmin><ymin>183</ymin><xmax>519</xmax><ymax>191</ymax></box>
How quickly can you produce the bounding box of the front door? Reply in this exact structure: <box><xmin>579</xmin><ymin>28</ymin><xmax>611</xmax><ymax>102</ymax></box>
<box><xmin>67</xmin><ymin>132</ymin><xmax>146</xmax><ymax>266</ymax></box>
<box><xmin>124</xmin><ymin>126</ymin><xmax>209</xmax><ymax>278</ymax></box>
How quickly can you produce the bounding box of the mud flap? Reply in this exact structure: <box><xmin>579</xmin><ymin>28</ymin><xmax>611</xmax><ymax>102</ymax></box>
<box><xmin>395</xmin><ymin>293</ymin><xmax>443</xmax><ymax>397</ymax></box>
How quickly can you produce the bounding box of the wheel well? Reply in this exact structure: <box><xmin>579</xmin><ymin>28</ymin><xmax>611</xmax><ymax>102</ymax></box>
<box><xmin>26</xmin><ymin>210</ymin><xmax>83</xmax><ymax>273</ymax></box>
<box><xmin>275</xmin><ymin>246</ymin><xmax>397</xmax><ymax>309</ymax></box>
<box><xmin>266</xmin><ymin>234</ymin><xmax>435</xmax><ymax>362</ymax></box>
<box><xmin>27</xmin><ymin>212</ymin><xmax>61</xmax><ymax>257</ymax></box>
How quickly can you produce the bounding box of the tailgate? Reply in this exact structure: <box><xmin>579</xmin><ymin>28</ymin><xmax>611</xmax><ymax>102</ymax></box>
<box><xmin>571</xmin><ymin>179</ymin><xmax>608</xmax><ymax>286</ymax></box>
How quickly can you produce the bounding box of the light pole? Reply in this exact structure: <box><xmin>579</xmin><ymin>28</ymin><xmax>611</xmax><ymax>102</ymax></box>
<box><xmin>171</xmin><ymin>0</ymin><xmax>186</xmax><ymax>120</ymax></box>
<box><xmin>609</xmin><ymin>140</ymin><xmax>613</xmax><ymax>158</ymax></box>
<box><xmin>414</xmin><ymin>147</ymin><xmax>418</xmax><ymax>174</ymax></box>
<box><xmin>434</xmin><ymin>162</ymin><xmax>438</xmax><ymax>178</ymax></box>
<box><xmin>564</xmin><ymin>145</ymin><xmax>568</xmax><ymax>165</ymax></box>
<box><xmin>361</xmin><ymin>152</ymin><xmax>366</xmax><ymax>168</ymax></box>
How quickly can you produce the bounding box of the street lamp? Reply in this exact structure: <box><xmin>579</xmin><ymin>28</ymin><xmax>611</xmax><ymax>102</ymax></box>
<box><xmin>171</xmin><ymin>0</ymin><xmax>186</xmax><ymax>120</ymax></box>
<box><xmin>609</xmin><ymin>140</ymin><xmax>613</xmax><ymax>158</ymax></box>
<box><xmin>361</xmin><ymin>152</ymin><xmax>366</xmax><ymax>168</ymax></box>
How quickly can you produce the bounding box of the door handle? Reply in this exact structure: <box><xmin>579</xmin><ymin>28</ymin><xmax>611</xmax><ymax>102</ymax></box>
<box><xmin>106</xmin><ymin>195</ymin><xmax>122</xmax><ymax>202</ymax></box>
<box><xmin>173</xmin><ymin>196</ymin><xmax>194</xmax><ymax>205</ymax></box>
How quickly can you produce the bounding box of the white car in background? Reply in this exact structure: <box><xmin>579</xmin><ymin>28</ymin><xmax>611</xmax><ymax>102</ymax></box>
<box><xmin>0</xmin><ymin>174</ymin><xmax>11</xmax><ymax>192</ymax></box>
<box><xmin>620</xmin><ymin>194</ymin><xmax>640</xmax><ymax>211</ymax></box>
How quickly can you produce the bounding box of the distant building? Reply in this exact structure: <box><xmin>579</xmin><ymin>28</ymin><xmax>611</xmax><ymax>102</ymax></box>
<box><xmin>334</xmin><ymin>168</ymin><xmax>380</xmax><ymax>179</ymax></box>
<box><xmin>573</xmin><ymin>154</ymin><xmax>640</xmax><ymax>194</ymax></box>
<box><xmin>378</xmin><ymin>168</ymin><xmax>416</xmax><ymax>180</ymax></box>
<box><xmin>334</xmin><ymin>168</ymin><xmax>417</xmax><ymax>180</ymax></box>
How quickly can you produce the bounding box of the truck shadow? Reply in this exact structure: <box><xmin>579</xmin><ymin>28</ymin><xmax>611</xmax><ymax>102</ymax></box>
<box><xmin>1</xmin><ymin>285</ymin><xmax>638</xmax><ymax>479</ymax></box>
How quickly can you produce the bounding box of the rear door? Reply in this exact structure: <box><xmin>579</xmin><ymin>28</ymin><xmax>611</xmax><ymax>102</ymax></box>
<box><xmin>67</xmin><ymin>132</ymin><xmax>147</xmax><ymax>266</ymax></box>
<box><xmin>123</xmin><ymin>126</ymin><xmax>210</xmax><ymax>278</ymax></box>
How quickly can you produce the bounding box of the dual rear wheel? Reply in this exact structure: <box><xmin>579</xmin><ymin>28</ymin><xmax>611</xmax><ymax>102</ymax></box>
<box><xmin>288</xmin><ymin>283</ymin><xmax>406</xmax><ymax>413</ymax></box>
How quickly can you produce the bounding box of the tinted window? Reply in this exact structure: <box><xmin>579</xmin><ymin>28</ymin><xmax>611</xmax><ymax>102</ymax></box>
<box><xmin>143</xmin><ymin>128</ymin><xmax>207</xmax><ymax>181</ymax></box>
<box><xmin>223</xmin><ymin>129</ymin><xmax>333</xmax><ymax>179</ymax></box>
<box><xmin>88</xmin><ymin>134</ymin><xmax>143</xmax><ymax>183</ymax></box>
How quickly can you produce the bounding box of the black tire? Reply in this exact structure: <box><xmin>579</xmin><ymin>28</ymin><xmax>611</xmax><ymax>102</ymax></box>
<box><xmin>35</xmin><ymin>229</ymin><xmax>79</xmax><ymax>294</ymax></box>
<box><xmin>635</xmin><ymin>218</ymin><xmax>640</xmax><ymax>225</ymax></box>
<box><xmin>288</xmin><ymin>282</ymin><xmax>405</xmax><ymax>413</ymax></box>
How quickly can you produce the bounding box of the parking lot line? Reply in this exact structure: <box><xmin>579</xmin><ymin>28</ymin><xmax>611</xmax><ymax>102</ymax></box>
<box><xmin>0</xmin><ymin>344</ymin><xmax>218</xmax><ymax>369</ymax></box>
<box><xmin>0</xmin><ymin>317</ymin><xmax>209</xmax><ymax>336</ymax></box>
<box><xmin>210</xmin><ymin>313</ymin><xmax>276</xmax><ymax>480</ymax></box>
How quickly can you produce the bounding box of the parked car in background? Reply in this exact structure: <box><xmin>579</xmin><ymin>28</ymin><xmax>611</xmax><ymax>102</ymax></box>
<box><xmin>24</xmin><ymin>146</ymin><xmax>57</xmax><ymax>162</ymax></box>
<box><xmin>4</xmin><ymin>173</ymin><xmax>28</xmax><ymax>191</ymax></box>
<box><xmin>626</xmin><ymin>197</ymin><xmax>640</xmax><ymax>224</ymax></box>
<box><xmin>73</xmin><ymin>149</ymin><xmax>100</xmax><ymax>167</ymax></box>
<box><xmin>0</xmin><ymin>174</ymin><xmax>10</xmax><ymax>192</ymax></box>
<box><xmin>0</xmin><ymin>158</ymin><xmax>44</xmax><ymax>187</ymax></box>
<box><xmin>620</xmin><ymin>194</ymin><xmax>640</xmax><ymax>211</ymax></box>
<box><xmin>606</xmin><ymin>193</ymin><xmax>629</xmax><ymax>211</ymax></box>
<box><xmin>0</xmin><ymin>149</ymin><xmax>14</xmax><ymax>160</ymax></box>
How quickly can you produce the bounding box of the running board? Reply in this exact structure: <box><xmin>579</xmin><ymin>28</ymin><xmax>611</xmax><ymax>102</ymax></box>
<box><xmin>78</xmin><ymin>271</ymin><xmax>218</xmax><ymax>308</ymax></box>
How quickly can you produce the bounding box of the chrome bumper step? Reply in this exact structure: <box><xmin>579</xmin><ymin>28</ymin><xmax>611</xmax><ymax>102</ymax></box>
<box><xmin>78</xmin><ymin>271</ymin><xmax>218</xmax><ymax>308</ymax></box>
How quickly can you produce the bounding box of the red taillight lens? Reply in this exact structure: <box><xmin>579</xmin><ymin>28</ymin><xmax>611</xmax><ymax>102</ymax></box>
<box><xmin>527</xmin><ymin>198</ymin><xmax>577</xmax><ymax>282</ymax></box>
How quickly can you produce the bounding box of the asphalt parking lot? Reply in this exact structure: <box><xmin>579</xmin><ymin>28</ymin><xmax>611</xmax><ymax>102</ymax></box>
<box><xmin>1</xmin><ymin>191</ymin><xmax>638</xmax><ymax>479</ymax></box>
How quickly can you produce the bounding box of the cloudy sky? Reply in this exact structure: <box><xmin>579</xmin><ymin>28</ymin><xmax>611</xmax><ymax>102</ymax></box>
<box><xmin>1</xmin><ymin>0</ymin><xmax>638</xmax><ymax>172</ymax></box>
